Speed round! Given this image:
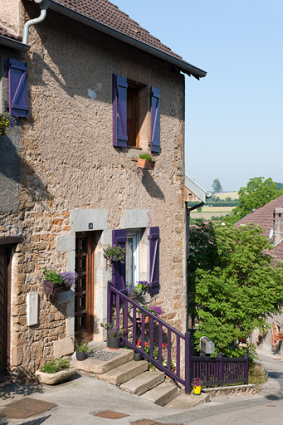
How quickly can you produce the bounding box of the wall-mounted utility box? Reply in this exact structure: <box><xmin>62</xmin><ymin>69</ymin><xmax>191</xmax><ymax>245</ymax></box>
<box><xmin>27</xmin><ymin>292</ymin><xmax>38</xmax><ymax>326</ymax></box>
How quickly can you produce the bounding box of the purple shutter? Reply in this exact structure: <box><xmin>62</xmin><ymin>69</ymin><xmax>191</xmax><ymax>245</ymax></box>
<box><xmin>113</xmin><ymin>74</ymin><xmax>128</xmax><ymax>147</ymax></box>
<box><xmin>149</xmin><ymin>227</ymin><xmax>160</xmax><ymax>294</ymax></box>
<box><xmin>150</xmin><ymin>87</ymin><xmax>161</xmax><ymax>153</ymax></box>
<box><xmin>8</xmin><ymin>59</ymin><xmax>29</xmax><ymax>118</ymax></box>
<box><xmin>112</xmin><ymin>229</ymin><xmax>127</xmax><ymax>293</ymax></box>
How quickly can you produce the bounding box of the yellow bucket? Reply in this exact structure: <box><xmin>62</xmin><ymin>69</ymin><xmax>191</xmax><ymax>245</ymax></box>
<box><xmin>193</xmin><ymin>385</ymin><xmax>201</xmax><ymax>395</ymax></box>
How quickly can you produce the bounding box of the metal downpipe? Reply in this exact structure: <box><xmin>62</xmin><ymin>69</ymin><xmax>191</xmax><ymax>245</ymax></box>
<box><xmin>22</xmin><ymin>0</ymin><xmax>50</xmax><ymax>45</ymax></box>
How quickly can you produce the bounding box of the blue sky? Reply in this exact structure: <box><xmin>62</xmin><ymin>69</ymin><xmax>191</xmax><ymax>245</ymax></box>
<box><xmin>111</xmin><ymin>0</ymin><xmax>283</xmax><ymax>192</ymax></box>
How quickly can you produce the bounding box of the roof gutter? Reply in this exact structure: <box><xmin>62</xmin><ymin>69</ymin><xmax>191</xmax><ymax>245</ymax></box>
<box><xmin>0</xmin><ymin>35</ymin><xmax>30</xmax><ymax>51</ymax></box>
<box><xmin>48</xmin><ymin>1</ymin><xmax>206</xmax><ymax>79</ymax></box>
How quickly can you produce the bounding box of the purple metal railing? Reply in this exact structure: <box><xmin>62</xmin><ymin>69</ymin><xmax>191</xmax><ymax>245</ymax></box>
<box><xmin>107</xmin><ymin>282</ymin><xmax>191</xmax><ymax>393</ymax></box>
<box><xmin>191</xmin><ymin>353</ymin><xmax>248</xmax><ymax>386</ymax></box>
<box><xmin>107</xmin><ymin>283</ymin><xmax>249</xmax><ymax>392</ymax></box>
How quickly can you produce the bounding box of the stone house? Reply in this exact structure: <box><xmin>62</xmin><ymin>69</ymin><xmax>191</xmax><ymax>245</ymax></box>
<box><xmin>0</xmin><ymin>0</ymin><xmax>206</xmax><ymax>379</ymax></box>
<box><xmin>236</xmin><ymin>194</ymin><xmax>283</xmax><ymax>356</ymax></box>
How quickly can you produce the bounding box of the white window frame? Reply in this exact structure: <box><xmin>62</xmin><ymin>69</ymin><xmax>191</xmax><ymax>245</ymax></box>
<box><xmin>126</xmin><ymin>231</ymin><xmax>140</xmax><ymax>288</ymax></box>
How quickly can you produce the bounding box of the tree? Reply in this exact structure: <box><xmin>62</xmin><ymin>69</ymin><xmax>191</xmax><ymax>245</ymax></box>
<box><xmin>232</xmin><ymin>177</ymin><xmax>283</xmax><ymax>220</ymax></box>
<box><xmin>212</xmin><ymin>178</ymin><xmax>223</xmax><ymax>193</ymax></box>
<box><xmin>276</xmin><ymin>182</ymin><xmax>283</xmax><ymax>190</ymax></box>
<box><xmin>188</xmin><ymin>220</ymin><xmax>283</xmax><ymax>359</ymax></box>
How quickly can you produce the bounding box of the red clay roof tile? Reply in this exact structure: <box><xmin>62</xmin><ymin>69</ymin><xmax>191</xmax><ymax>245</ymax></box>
<box><xmin>51</xmin><ymin>0</ymin><xmax>183</xmax><ymax>60</ymax></box>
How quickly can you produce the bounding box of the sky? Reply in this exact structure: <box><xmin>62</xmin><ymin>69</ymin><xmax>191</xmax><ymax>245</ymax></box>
<box><xmin>110</xmin><ymin>0</ymin><xmax>283</xmax><ymax>192</ymax></box>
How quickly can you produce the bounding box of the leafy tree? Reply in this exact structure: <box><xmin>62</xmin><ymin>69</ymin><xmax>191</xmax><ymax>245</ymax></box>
<box><xmin>212</xmin><ymin>178</ymin><xmax>223</xmax><ymax>193</ymax></box>
<box><xmin>232</xmin><ymin>177</ymin><xmax>283</xmax><ymax>220</ymax></box>
<box><xmin>188</xmin><ymin>220</ymin><xmax>283</xmax><ymax>359</ymax></box>
<box><xmin>276</xmin><ymin>182</ymin><xmax>283</xmax><ymax>190</ymax></box>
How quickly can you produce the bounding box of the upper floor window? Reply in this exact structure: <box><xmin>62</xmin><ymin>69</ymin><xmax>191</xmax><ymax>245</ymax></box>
<box><xmin>112</xmin><ymin>74</ymin><xmax>160</xmax><ymax>153</ymax></box>
<box><xmin>8</xmin><ymin>59</ymin><xmax>28</xmax><ymax>118</ymax></box>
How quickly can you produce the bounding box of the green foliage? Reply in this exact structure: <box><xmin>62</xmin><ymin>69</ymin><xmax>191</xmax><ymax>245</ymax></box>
<box><xmin>103</xmin><ymin>245</ymin><xmax>125</xmax><ymax>266</ymax></box>
<box><xmin>232</xmin><ymin>177</ymin><xmax>283</xmax><ymax>220</ymax></box>
<box><xmin>188</xmin><ymin>220</ymin><xmax>283</xmax><ymax>358</ymax></box>
<box><xmin>40</xmin><ymin>358</ymin><xmax>71</xmax><ymax>373</ymax></box>
<box><xmin>72</xmin><ymin>338</ymin><xmax>89</xmax><ymax>353</ymax></box>
<box><xmin>212</xmin><ymin>178</ymin><xmax>223</xmax><ymax>193</ymax></box>
<box><xmin>43</xmin><ymin>268</ymin><xmax>64</xmax><ymax>285</ymax></box>
<box><xmin>275</xmin><ymin>182</ymin><xmax>283</xmax><ymax>190</ymax></box>
<box><xmin>138</xmin><ymin>153</ymin><xmax>153</xmax><ymax>161</ymax></box>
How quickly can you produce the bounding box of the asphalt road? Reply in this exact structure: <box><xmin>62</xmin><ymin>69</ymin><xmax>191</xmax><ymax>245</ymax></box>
<box><xmin>156</xmin><ymin>353</ymin><xmax>283</xmax><ymax>425</ymax></box>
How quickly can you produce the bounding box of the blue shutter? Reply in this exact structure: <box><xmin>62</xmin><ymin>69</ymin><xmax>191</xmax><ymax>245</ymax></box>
<box><xmin>112</xmin><ymin>229</ymin><xmax>127</xmax><ymax>293</ymax></box>
<box><xmin>150</xmin><ymin>87</ymin><xmax>161</xmax><ymax>153</ymax></box>
<box><xmin>149</xmin><ymin>227</ymin><xmax>160</xmax><ymax>294</ymax></box>
<box><xmin>8</xmin><ymin>59</ymin><xmax>29</xmax><ymax>118</ymax></box>
<box><xmin>113</xmin><ymin>74</ymin><xmax>128</xmax><ymax>147</ymax></box>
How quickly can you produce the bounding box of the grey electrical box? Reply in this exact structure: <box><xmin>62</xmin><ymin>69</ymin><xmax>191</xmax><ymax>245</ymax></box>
<box><xmin>200</xmin><ymin>336</ymin><xmax>215</xmax><ymax>354</ymax></box>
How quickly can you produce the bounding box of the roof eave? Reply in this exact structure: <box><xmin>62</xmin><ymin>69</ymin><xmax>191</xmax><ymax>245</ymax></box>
<box><xmin>0</xmin><ymin>34</ymin><xmax>30</xmax><ymax>51</ymax></box>
<box><xmin>49</xmin><ymin>1</ymin><xmax>206</xmax><ymax>79</ymax></box>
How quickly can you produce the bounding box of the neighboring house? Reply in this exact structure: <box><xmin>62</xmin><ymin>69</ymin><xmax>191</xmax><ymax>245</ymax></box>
<box><xmin>236</xmin><ymin>195</ymin><xmax>283</xmax><ymax>356</ymax></box>
<box><xmin>0</xmin><ymin>0</ymin><xmax>206</xmax><ymax>379</ymax></box>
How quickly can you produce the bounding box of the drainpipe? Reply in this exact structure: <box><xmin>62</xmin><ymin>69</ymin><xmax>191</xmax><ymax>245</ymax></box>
<box><xmin>22</xmin><ymin>0</ymin><xmax>50</xmax><ymax>45</ymax></box>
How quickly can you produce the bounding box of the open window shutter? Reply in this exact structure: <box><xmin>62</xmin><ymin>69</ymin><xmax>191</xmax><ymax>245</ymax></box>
<box><xmin>113</xmin><ymin>74</ymin><xmax>128</xmax><ymax>147</ymax></box>
<box><xmin>149</xmin><ymin>227</ymin><xmax>160</xmax><ymax>294</ymax></box>
<box><xmin>150</xmin><ymin>87</ymin><xmax>161</xmax><ymax>153</ymax></box>
<box><xmin>8</xmin><ymin>59</ymin><xmax>28</xmax><ymax>118</ymax></box>
<box><xmin>112</xmin><ymin>229</ymin><xmax>127</xmax><ymax>293</ymax></box>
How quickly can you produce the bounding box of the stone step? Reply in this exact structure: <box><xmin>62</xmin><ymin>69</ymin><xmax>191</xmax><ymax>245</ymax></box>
<box><xmin>72</xmin><ymin>348</ymin><xmax>134</xmax><ymax>375</ymax></box>
<box><xmin>141</xmin><ymin>381</ymin><xmax>179</xmax><ymax>406</ymax></box>
<box><xmin>97</xmin><ymin>360</ymin><xmax>148</xmax><ymax>385</ymax></box>
<box><xmin>120</xmin><ymin>371</ymin><xmax>165</xmax><ymax>396</ymax></box>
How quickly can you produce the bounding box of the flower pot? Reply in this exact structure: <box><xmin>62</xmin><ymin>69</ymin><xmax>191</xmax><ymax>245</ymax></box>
<box><xmin>43</xmin><ymin>280</ymin><xmax>70</xmax><ymax>295</ymax></box>
<box><xmin>137</xmin><ymin>158</ymin><xmax>155</xmax><ymax>170</ymax></box>
<box><xmin>134</xmin><ymin>352</ymin><xmax>141</xmax><ymax>361</ymax></box>
<box><xmin>107</xmin><ymin>336</ymin><xmax>120</xmax><ymax>350</ymax></box>
<box><xmin>76</xmin><ymin>351</ymin><xmax>87</xmax><ymax>361</ymax></box>
<box><xmin>35</xmin><ymin>368</ymin><xmax>76</xmax><ymax>385</ymax></box>
<box><xmin>193</xmin><ymin>386</ymin><xmax>201</xmax><ymax>395</ymax></box>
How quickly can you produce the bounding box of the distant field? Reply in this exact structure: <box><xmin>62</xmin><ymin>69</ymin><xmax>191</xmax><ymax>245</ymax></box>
<box><xmin>191</xmin><ymin>212</ymin><xmax>231</xmax><ymax>219</ymax></box>
<box><xmin>200</xmin><ymin>206</ymin><xmax>234</xmax><ymax>212</ymax></box>
<box><xmin>214</xmin><ymin>192</ymin><xmax>239</xmax><ymax>200</ymax></box>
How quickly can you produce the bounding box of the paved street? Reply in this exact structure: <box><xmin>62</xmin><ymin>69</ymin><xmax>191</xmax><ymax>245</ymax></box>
<box><xmin>0</xmin><ymin>352</ymin><xmax>282</xmax><ymax>425</ymax></box>
<box><xmin>156</xmin><ymin>353</ymin><xmax>283</xmax><ymax>425</ymax></box>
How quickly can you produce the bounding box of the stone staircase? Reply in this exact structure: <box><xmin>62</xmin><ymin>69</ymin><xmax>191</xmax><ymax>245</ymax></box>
<box><xmin>72</xmin><ymin>347</ymin><xmax>179</xmax><ymax>406</ymax></box>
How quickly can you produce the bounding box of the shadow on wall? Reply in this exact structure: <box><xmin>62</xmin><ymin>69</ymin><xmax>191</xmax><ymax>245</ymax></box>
<box><xmin>141</xmin><ymin>172</ymin><xmax>165</xmax><ymax>201</ymax></box>
<box><xmin>0</xmin><ymin>134</ymin><xmax>52</xmax><ymax>213</ymax></box>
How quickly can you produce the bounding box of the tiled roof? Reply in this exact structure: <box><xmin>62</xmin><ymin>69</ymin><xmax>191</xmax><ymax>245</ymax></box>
<box><xmin>51</xmin><ymin>0</ymin><xmax>182</xmax><ymax>59</ymax></box>
<box><xmin>235</xmin><ymin>195</ymin><xmax>283</xmax><ymax>237</ymax></box>
<box><xmin>235</xmin><ymin>194</ymin><xmax>283</xmax><ymax>262</ymax></box>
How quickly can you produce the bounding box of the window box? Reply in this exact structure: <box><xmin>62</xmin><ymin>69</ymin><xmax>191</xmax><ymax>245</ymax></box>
<box><xmin>43</xmin><ymin>280</ymin><xmax>70</xmax><ymax>296</ymax></box>
<box><xmin>137</xmin><ymin>158</ymin><xmax>155</xmax><ymax>170</ymax></box>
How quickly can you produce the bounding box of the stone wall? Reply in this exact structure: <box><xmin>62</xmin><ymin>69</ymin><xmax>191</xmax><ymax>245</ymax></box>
<box><xmin>1</xmin><ymin>2</ymin><xmax>187</xmax><ymax>375</ymax></box>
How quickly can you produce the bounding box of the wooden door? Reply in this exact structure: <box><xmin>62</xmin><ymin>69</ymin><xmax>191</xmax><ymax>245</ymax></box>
<box><xmin>0</xmin><ymin>247</ymin><xmax>10</xmax><ymax>380</ymax></box>
<box><xmin>75</xmin><ymin>233</ymin><xmax>94</xmax><ymax>341</ymax></box>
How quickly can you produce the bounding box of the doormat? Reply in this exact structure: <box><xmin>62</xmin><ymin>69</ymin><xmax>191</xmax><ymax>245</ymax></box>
<box><xmin>87</xmin><ymin>350</ymin><xmax>119</xmax><ymax>361</ymax></box>
<box><xmin>0</xmin><ymin>398</ymin><xmax>56</xmax><ymax>419</ymax></box>
<box><xmin>93</xmin><ymin>410</ymin><xmax>129</xmax><ymax>419</ymax></box>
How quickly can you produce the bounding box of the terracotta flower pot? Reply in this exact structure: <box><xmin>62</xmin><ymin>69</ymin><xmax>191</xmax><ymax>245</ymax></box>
<box><xmin>137</xmin><ymin>158</ymin><xmax>155</xmax><ymax>170</ymax></box>
<box><xmin>43</xmin><ymin>280</ymin><xmax>70</xmax><ymax>295</ymax></box>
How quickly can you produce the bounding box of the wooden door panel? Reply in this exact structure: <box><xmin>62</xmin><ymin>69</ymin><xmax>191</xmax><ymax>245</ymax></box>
<box><xmin>75</xmin><ymin>233</ymin><xmax>94</xmax><ymax>341</ymax></box>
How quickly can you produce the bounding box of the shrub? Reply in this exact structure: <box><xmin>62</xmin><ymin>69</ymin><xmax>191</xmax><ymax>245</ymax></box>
<box><xmin>138</xmin><ymin>153</ymin><xmax>153</xmax><ymax>161</ymax></box>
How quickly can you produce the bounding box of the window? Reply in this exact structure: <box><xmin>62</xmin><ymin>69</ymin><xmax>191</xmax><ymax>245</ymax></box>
<box><xmin>113</xmin><ymin>74</ymin><xmax>160</xmax><ymax>153</ymax></box>
<box><xmin>126</xmin><ymin>231</ymin><xmax>140</xmax><ymax>288</ymax></box>
<box><xmin>112</xmin><ymin>227</ymin><xmax>160</xmax><ymax>294</ymax></box>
